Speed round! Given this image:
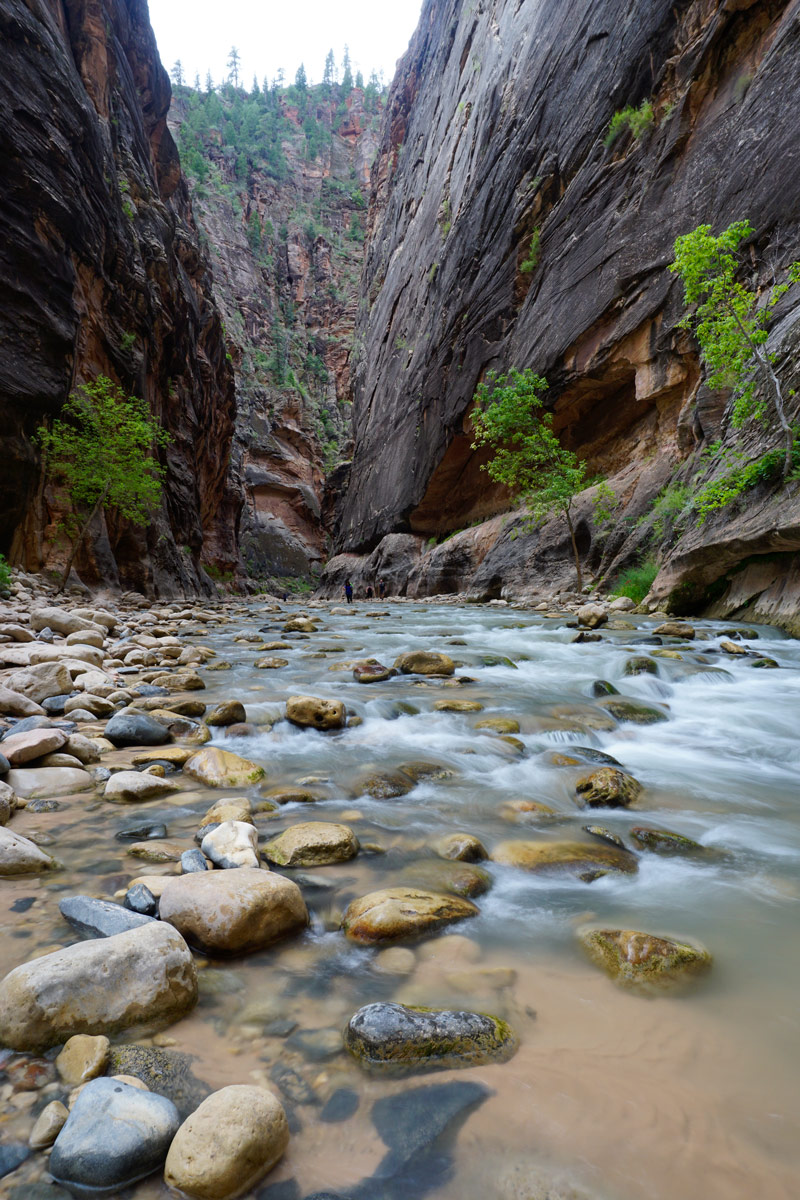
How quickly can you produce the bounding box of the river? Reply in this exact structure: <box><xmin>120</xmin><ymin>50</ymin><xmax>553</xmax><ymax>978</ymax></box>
<box><xmin>1</xmin><ymin>599</ymin><xmax>798</xmax><ymax>1199</ymax></box>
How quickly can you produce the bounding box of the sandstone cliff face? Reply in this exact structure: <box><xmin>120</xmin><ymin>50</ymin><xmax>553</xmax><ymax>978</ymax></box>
<box><xmin>337</xmin><ymin>0</ymin><xmax>800</xmax><ymax>626</ymax></box>
<box><xmin>169</xmin><ymin>85</ymin><xmax>381</xmax><ymax>586</ymax></box>
<box><xmin>0</xmin><ymin>0</ymin><xmax>238</xmax><ymax>594</ymax></box>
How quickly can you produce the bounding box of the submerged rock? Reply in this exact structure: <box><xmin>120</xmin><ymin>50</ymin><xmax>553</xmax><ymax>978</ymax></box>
<box><xmin>597</xmin><ymin>697</ymin><xmax>668</xmax><ymax>724</ymax></box>
<box><xmin>49</xmin><ymin>1077</ymin><xmax>180</xmax><ymax>1198</ymax></box>
<box><xmin>475</xmin><ymin>717</ymin><xmax>520</xmax><ymax>734</ymax></box>
<box><xmin>404</xmin><ymin>858</ymin><xmax>491</xmax><ymax>898</ymax></box>
<box><xmin>344</xmin><ymin>1002</ymin><xmax>516</xmax><ymax>1073</ymax></box>
<box><xmin>629</xmin><ymin>826</ymin><xmax>706</xmax><ymax>855</ymax></box>
<box><xmin>0</xmin><ymin>922</ymin><xmax>197</xmax><ymax>1050</ymax></box>
<box><xmin>263</xmin><ymin>822</ymin><xmax>359</xmax><ymax>867</ymax></box>
<box><xmin>575</xmin><ymin>767</ymin><xmax>642</xmax><ymax>809</ymax></box>
<box><xmin>579</xmin><ymin>928</ymin><xmax>712</xmax><ymax>990</ymax></box>
<box><xmin>342</xmin><ymin>888</ymin><xmax>478</xmax><ymax>944</ymax></box>
<box><xmin>164</xmin><ymin>1085</ymin><xmax>289</xmax><ymax>1199</ymax></box>
<box><xmin>353</xmin><ymin>659</ymin><xmax>393</xmax><ymax>683</ymax></box>
<box><xmin>106</xmin><ymin>1045</ymin><xmax>211</xmax><ymax>1119</ymax></box>
<box><xmin>491</xmin><ymin>839</ymin><xmax>637</xmax><ymax>881</ymax></box>
<box><xmin>206</xmin><ymin>699</ymin><xmax>247</xmax><ymax>726</ymax></box>
<box><xmin>0</xmin><ymin>827</ymin><xmax>56</xmax><ymax>874</ymax></box>
<box><xmin>359</xmin><ymin>770</ymin><xmax>414</xmax><ymax>799</ymax></box>
<box><xmin>623</xmin><ymin>656</ymin><xmax>658</xmax><ymax>676</ymax></box>
<box><xmin>582</xmin><ymin>825</ymin><xmax>628</xmax><ymax>852</ymax></box>
<box><xmin>431</xmin><ymin>832</ymin><xmax>487</xmax><ymax>862</ymax></box>
<box><xmin>183</xmin><ymin>746</ymin><xmax>265</xmax><ymax>787</ymax></box>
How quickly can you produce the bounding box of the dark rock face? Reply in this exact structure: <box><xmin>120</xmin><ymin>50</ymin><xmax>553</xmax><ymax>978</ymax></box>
<box><xmin>0</xmin><ymin>0</ymin><xmax>239</xmax><ymax>592</ymax></box>
<box><xmin>338</xmin><ymin>0</ymin><xmax>800</xmax><ymax>624</ymax></box>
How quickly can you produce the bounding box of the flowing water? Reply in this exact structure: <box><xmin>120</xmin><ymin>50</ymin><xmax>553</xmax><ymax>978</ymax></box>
<box><xmin>1</xmin><ymin>600</ymin><xmax>799</xmax><ymax>1199</ymax></box>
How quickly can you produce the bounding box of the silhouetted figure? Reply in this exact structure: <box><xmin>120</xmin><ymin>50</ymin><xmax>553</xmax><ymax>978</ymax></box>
<box><xmin>344</xmin><ymin>579</ymin><xmax>353</xmax><ymax>604</ymax></box>
<box><xmin>379</xmin><ymin>578</ymin><xmax>387</xmax><ymax>599</ymax></box>
<box><xmin>366</xmin><ymin>585</ymin><xmax>374</xmax><ymax>599</ymax></box>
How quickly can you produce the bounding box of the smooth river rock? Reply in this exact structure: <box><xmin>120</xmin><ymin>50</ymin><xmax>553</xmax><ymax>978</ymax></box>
<box><xmin>164</xmin><ymin>1085</ymin><xmax>289</xmax><ymax>1199</ymax></box>
<box><xmin>201</xmin><ymin>820</ymin><xmax>260</xmax><ymax>868</ymax></box>
<box><xmin>206</xmin><ymin>699</ymin><xmax>247</xmax><ymax>726</ymax></box>
<box><xmin>5</xmin><ymin>766</ymin><xmax>93</xmax><ymax>798</ymax></box>
<box><xmin>394</xmin><ymin>651</ymin><xmax>455</xmax><ymax>676</ymax></box>
<box><xmin>59</xmin><ymin>895</ymin><xmax>155</xmax><ymax>939</ymax></box>
<box><xmin>342</xmin><ymin>887</ymin><xmax>478</xmax><ymax>944</ymax></box>
<box><xmin>6</xmin><ymin>662</ymin><xmax>73</xmax><ymax>703</ymax></box>
<box><xmin>0</xmin><ymin>921</ymin><xmax>198</xmax><ymax>1050</ymax></box>
<box><xmin>0</xmin><ymin>727</ymin><xmax>67</xmax><ymax>765</ymax></box>
<box><xmin>183</xmin><ymin>746</ymin><xmax>265</xmax><ymax>787</ymax></box>
<box><xmin>575</xmin><ymin>767</ymin><xmax>642</xmax><ymax>809</ymax></box>
<box><xmin>0</xmin><ymin>827</ymin><xmax>56</xmax><ymax>874</ymax></box>
<box><xmin>104</xmin><ymin>770</ymin><xmax>181</xmax><ymax>803</ymax></box>
<box><xmin>491</xmin><ymin>839</ymin><xmax>638</xmax><ymax>881</ymax></box>
<box><xmin>579</xmin><ymin>928</ymin><xmax>712</xmax><ymax>991</ymax></box>
<box><xmin>344</xmin><ymin>1002</ymin><xmax>517</xmax><ymax>1073</ymax></box>
<box><xmin>159</xmin><ymin>867</ymin><xmax>308</xmax><ymax>955</ymax></box>
<box><xmin>0</xmin><ymin>684</ymin><xmax>46</xmax><ymax>718</ymax></box>
<box><xmin>263</xmin><ymin>821</ymin><xmax>359</xmax><ymax>867</ymax></box>
<box><xmin>50</xmin><ymin>1077</ymin><xmax>180</xmax><ymax>1198</ymax></box>
<box><xmin>285</xmin><ymin>695</ymin><xmax>347</xmax><ymax>730</ymax></box>
<box><xmin>55</xmin><ymin>1034</ymin><xmax>110</xmax><ymax>1085</ymax></box>
<box><xmin>104</xmin><ymin>710</ymin><xmax>172</xmax><ymax>747</ymax></box>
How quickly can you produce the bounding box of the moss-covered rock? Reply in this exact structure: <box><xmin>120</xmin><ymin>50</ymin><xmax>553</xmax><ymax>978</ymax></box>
<box><xmin>575</xmin><ymin>767</ymin><xmax>642</xmax><ymax>809</ymax></box>
<box><xmin>106</xmin><ymin>1046</ymin><xmax>210</xmax><ymax>1119</ymax></box>
<box><xmin>629</xmin><ymin>826</ymin><xmax>705</xmax><ymax>855</ymax></box>
<box><xmin>344</xmin><ymin>1002</ymin><xmax>517</xmax><ymax>1073</ymax></box>
<box><xmin>582</xmin><ymin>824</ymin><xmax>628</xmax><ymax>851</ymax></box>
<box><xmin>623</xmin><ymin>656</ymin><xmax>658</xmax><ymax>676</ymax></box>
<box><xmin>434</xmin><ymin>698</ymin><xmax>484</xmax><ymax>713</ymax></box>
<box><xmin>397</xmin><ymin>761</ymin><xmax>456</xmax><ymax>783</ymax></box>
<box><xmin>358</xmin><ymin>770</ymin><xmax>415</xmax><ymax>799</ymax></box>
<box><xmin>598</xmin><ymin>697</ymin><xmax>668</xmax><ymax>724</ymax></box>
<box><xmin>475</xmin><ymin>717</ymin><xmax>521</xmax><ymax>734</ymax></box>
<box><xmin>578</xmin><ymin>928</ymin><xmax>712</xmax><ymax>991</ymax></box>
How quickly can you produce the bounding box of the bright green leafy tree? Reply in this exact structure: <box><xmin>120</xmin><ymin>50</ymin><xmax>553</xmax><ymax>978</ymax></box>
<box><xmin>670</xmin><ymin>220</ymin><xmax>800</xmax><ymax>478</ymax></box>
<box><xmin>36</xmin><ymin>377</ymin><xmax>171</xmax><ymax>591</ymax></box>
<box><xmin>470</xmin><ymin>369</ymin><xmax>613</xmax><ymax>590</ymax></box>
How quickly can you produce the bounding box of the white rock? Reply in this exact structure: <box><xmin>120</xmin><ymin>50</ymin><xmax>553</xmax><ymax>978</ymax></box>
<box><xmin>65</xmin><ymin>630</ymin><xmax>105</xmax><ymax>648</ymax></box>
<box><xmin>6</xmin><ymin>767</ymin><xmax>94</xmax><ymax>799</ymax></box>
<box><xmin>30</xmin><ymin>607</ymin><xmax>95</xmax><ymax>636</ymax></box>
<box><xmin>201</xmin><ymin>820</ymin><xmax>260</xmax><ymax>869</ymax></box>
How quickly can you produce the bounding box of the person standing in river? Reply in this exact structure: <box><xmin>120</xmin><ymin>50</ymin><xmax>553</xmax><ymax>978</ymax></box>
<box><xmin>379</xmin><ymin>578</ymin><xmax>387</xmax><ymax>599</ymax></box>
<box><xmin>344</xmin><ymin>579</ymin><xmax>353</xmax><ymax>604</ymax></box>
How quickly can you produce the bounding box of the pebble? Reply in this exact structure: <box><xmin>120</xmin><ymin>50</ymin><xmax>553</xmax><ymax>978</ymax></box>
<box><xmin>56</xmin><ymin>1034</ymin><xmax>110</xmax><ymax>1085</ymax></box>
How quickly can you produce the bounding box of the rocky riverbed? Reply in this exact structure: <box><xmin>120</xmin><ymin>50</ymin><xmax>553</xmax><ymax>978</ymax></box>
<box><xmin>0</xmin><ymin>575</ymin><xmax>797</xmax><ymax>1199</ymax></box>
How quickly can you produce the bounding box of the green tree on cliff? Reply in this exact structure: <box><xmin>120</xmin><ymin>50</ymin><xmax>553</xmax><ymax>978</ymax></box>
<box><xmin>470</xmin><ymin>369</ymin><xmax>612</xmax><ymax>591</ymax></box>
<box><xmin>36</xmin><ymin>377</ymin><xmax>170</xmax><ymax>591</ymax></box>
<box><xmin>671</xmin><ymin>220</ymin><xmax>800</xmax><ymax>479</ymax></box>
<box><xmin>227</xmin><ymin>46</ymin><xmax>241</xmax><ymax>89</ymax></box>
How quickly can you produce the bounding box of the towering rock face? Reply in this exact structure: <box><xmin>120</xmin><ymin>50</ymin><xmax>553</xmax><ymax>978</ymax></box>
<box><xmin>0</xmin><ymin>0</ymin><xmax>238</xmax><ymax>594</ymax></box>
<box><xmin>338</xmin><ymin>0</ymin><xmax>800</xmax><ymax>625</ymax></box>
<box><xmin>169</xmin><ymin>83</ymin><xmax>382</xmax><ymax>586</ymax></box>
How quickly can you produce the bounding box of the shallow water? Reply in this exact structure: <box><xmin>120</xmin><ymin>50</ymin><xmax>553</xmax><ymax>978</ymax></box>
<box><xmin>2</xmin><ymin>601</ymin><xmax>799</xmax><ymax>1199</ymax></box>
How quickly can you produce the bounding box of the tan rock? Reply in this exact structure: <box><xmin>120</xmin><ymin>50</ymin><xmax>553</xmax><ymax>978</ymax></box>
<box><xmin>0</xmin><ymin>685</ymin><xmax>45</xmax><ymax>718</ymax></box>
<box><xmin>255</xmin><ymin>656</ymin><xmax>289</xmax><ymax>669</ymax></box>
<box><xmin>128</xmin><ymin>840</ymin><xmax>186</xmax><ymax>863</ymax></box>
<box><xmin>201</xmin><ymin>796</ymin><xmax>253</xmax><ymax>826</ymax></box>
<box><xmin>0</xmin><ymin>827</ymin><xmax>55</xmax><ymax>874</ymax></box>
<box><xmin>104</xmin><ymin>771</ymin><xmax>181</xmax><ymax>804</ymax></box>
<box><xmin>149</xmin><ymin>671</ymin><xmax>206</xmax><ymax>691</ymax></box>
<box><xmin>393</xmin><ymin>650</ymin><xmax>455</xmax><ymax>676</ymax></box>
<box><xmin>183</xmin><ymin>747</ymin><xmax>265</xmax><ymax>787</ymax></box>
<box><xmin>206</xmin><ymin>700</ymin><xmax>247</xmax><ymax>726</ymax></box>
<box><xmin>0</xmin><ymin>728</ymin><xmax>67</xmax><ymax>765</ymax></box>
<box><xmin>475</xmin><ymin>717</ymin><xmax>521</xmax><ymax>734</ymax></box>
<box><xmin>577</xmin><ymin>604</ymin><xmax>608</xmax><ymax>629</ymax></box>
<box><xmin>5</xmin><ymin>662</ymin><xmax>72</xmax><ymax>704</ymax></box>
<box><xmin>579</xmin><ymin>928</ymin><xmax>712</xmax><ymax>991</ymax></box>
<box><xmin>432</xmin><ymin>832</ymin><xmax>487</xmax><ymax>862</ymax></box>
<box><xmin>55</xmin><ymin>1034</ymin><xmax>110</xmax><ymax>1085</ymax></box>
<box><xmin>28</xmin><ymin>1099</ymin><xmax>68</xmax><ymax>1149</ymax></box>
<box><xmin>342</xmin><ymin>887</ymin><xmax>478</xmax><ymax>944</ymax></box>
<box><xmin>491</xmin><ymin>839</ymin><xmax>637</xmax><ymax>879</ymax></box>
<box><xmin>263</xmin><ymin>822</ymin><xmax>359</xmax><ymax>867</ymax></box>
<box><xmin>0</xmin><ymin>922</ymin><xmax>197</xmax><ymax>1051</ymax></box>
<box><xmin>433</xmin><ymin>699</ymin><xmax>483</xmax><ymax>713</ymax></box>
<box><xmin>131</xmin><ymin>745</ymin><xmax>194</xmax><ymax>767</ymax></box>
<box><xmin>159</xmin><ymin>868</ymin><xmax>308</xmax><ymax>955</ymax></box>
<box><xmin>164</xmin><ymin>1085</ymin><xmax>289</xmax><ymax>1199</ymax></box>
<box><xmin>575</xmin><ymin>767</ymin><xmax>642</xmax><ymax>809</ymax></box>
<box><xmin>5</xmin><ymin>766</ymin><xmax>93</xmax><ymax>799</ymax></box>
<box><xmin>285</xmin><ymin>695</ymin><xmax>346</xmax><ymax>730</ymax></box>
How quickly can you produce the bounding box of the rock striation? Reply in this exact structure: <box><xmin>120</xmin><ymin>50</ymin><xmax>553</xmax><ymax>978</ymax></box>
<box><xmin>333</xmin><ymin>0</ymin><xmax>800</xmax><ymax>627</ymax></box>
<box><xmin>0</xmin><ymin>0</ymin><xmax>239</xmax><ymax>593</ymax></box>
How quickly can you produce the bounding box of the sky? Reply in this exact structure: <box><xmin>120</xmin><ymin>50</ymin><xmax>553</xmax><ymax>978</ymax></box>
<box><xmin>147</xmin><ymin>0</ymin><xmax>424</xmax><ymax>90</ymax></box>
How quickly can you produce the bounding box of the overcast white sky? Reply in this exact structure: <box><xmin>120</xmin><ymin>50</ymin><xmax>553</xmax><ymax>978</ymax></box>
<box><xmin>147</xmin><ymin>0</ymin><xmax>424</xmax><ymax>89</ymax></box>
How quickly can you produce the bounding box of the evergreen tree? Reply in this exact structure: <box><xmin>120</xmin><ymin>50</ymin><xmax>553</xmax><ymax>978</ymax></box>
<box><xmin>323</xmin><ymin>49</ymin><xmax>336</xmax><ymax>88</ymax></box>
<box><xmin>227</xmin><ymin>46</ymin><xmax>241</xmax><ymax>88</ymax></box>
<box><xmin>171</xmin><ymin>59</ymin><xmax>184</xmax><ymax>87</ymax></box>
<box><xmin>295</xmin><ymin>63</ymin><xmax>308</xmax><ymax>91</ymax></box>
<box><xmin>341</xmin><ymin>45</ymin><xmax>353</xmax><ymax>92</ymax></box>
<box><xmin>205</xmin><ymin>69</ymin><xmax>214</xmax><ymax>93</ymax></box>
<box><xmin>355</xmin><ymin>69</ymin><xmax>364</xmax><ymax>90</ymax></box>
<box><xmin>193</xmin><ymin>72</ymin><xmax>201</xmax><ymax>91</ymax></box>
<box><xmin>251</xmin><ymin>74</ymin><xmax>260</xmax><ymax>96</ymax></box>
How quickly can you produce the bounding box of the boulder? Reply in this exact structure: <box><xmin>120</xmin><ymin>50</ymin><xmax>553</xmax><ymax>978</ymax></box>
<box><xmin>404</xmin><ymin>859</ymin><xmax>491</xmax><ymax>898</ymax></box>
<box><xmin>597</xmin><ymin>696</ymin><xmax>669</xmax><ymax>724</ymax></box>
<box><xmin>577</xmin><ymin>604</ymin><xmax>608</xmax><ymax>629</ymax></box>
<box><xmin>475</xmin><ymin>717</ymin><xmax>520</xmax><ymax>734</ymax></box>
<box><xmin>578</xmin><ymin>928</ymin><xmax>712</xmax><ymax>990</ymax></box>
<box><xmin>201</xmin><ymin>820</ymin><xmax>260</xmax><ymax>869</ymax></box>
<box><xmin>434</xmin><ymin>699</ymin><xmax>484</xmax><ymax>713</ymax></box>
<box><xmin>159</xmin><ymin>868</ymin><xmax>308</xmax><ymax>955</ymax></box>
<box><xmin>342</xmin><ymin>888</ymin><xmax>478</xmax><ymax>944</ymax></box>
<box><xmin>654</xmin><ymin>621</ymin><xmax>696</xmax><ymax>639</ymax></box>
<box><xmin>491</xmin><ymin>839</ymin><xmax>637</xmax><ymax>881</ymax></box>
<box><xmin>254</xmin><ymin>657</ymin><xmax>289</xmax><ymax>669</ymax></box>
<box><xmin>0</xmin><ymin>827</ymin><xmax>56</xmax><ymax>874</ymax></box>
<box><xmin>629</xmin><ymin>826</ymin><xmax>706</xmax><ymax>855</ymax></box>
<box><xmin>6</xmin><ymin>662</ymin><xmax>72</xmax><ymax>703</ymax></box>
<box><xmin>64</xmin><ymin>692</ymin><xmax>115</xmax><ymax>717</ymax></box>
<box><xmin>0</xmin><ymin>781</ymin><xmax>15</xmax><ymax>825</ymax></box>
<box><xmin>206</xmin><ymin>700</ymin><xmax>247</xmax><ymax>726</ymax></box>
<box><xmin>49</xmin><ymin>1077</ymin><xmax>180</xmax><ymax>1197</ymax></box>
<box><xmin>103</xmin><ymin>771</ymin><xmax>180</xmax><ymax>804</ymax></box>
<box><xmin>5</xmin><ymin>766</ymin><xmax>94</xmax><ymax>798</ymax></box>
<box><xmin>0</xmin><ymin>685</ymin><xmax>45</xmax><ymax>718</ymax></box>
<box><xmin>30</xmin><ymin>607</ymin><xmax>96</xmax><ymax>636</ymax></box>
<box><xmin>432</xmin><ymin>832</ymin><xmax>487</xmax><ymax>862</ymax></box>
<box><xmin>358</xmin><ymin>769</ymin><xmax>415</xmax><ymax>799</ymax></box>
<box><xmin>575</xmin><ymin>767</ymin><xmax>642</xmax><ymax>808</ymax></box>
<box><xmin>352</xmin><ymin>659</ymin><xmax>393</xmax><ymax>683</ymax></box>
<box><xmin>183</xmin><ymin>747</ymin><xmax>265</xmax><ymax>787</ymax></box>
<box><xmin>64</xmin><ymin>734</ymin><xmax>102</xmax><ymax>764</ymax></box>
<box><xmin>200</xmin><ymin>796</ymin><xmax>253</xmax><ymax>826</ymax></box>
<box><xmin>623</xmin><ymin>656</ymin><xmax>658</xmax><ymax>676</ymax></box>
<box><xmin>0</xmin><ymin>727</ymin><xmax>67</xmax><ymax>765</ymax></box>
<box><xmin>285</xmin><ymin>695</ymin><xmax>347</xmax><ymax>730</ymax></box>
<box><xmin>149</xmin><ymin>671</ymin><xmax>206</xmax><ymax>691</ymax></box>
<box><xmin>0</xmin><ymin>922</ymin><xmax>197</xmax><ymax>1050</ymax></box>
<box><xmin>131</xmin><ymin>746</ymin><xmax>194</xmax><ymax>767</ymax></box>
<box><xmin>344</xmin><ymin>1003</ymin><xmax>516</xmax><ymax>1073</ymax></box>
<box><xmin>263</xmin><ymin>822</ymin><xmax>359</xmax><ymax>867</ymax></box>
<box><xmin>104</xmin><ymin>711</ymin><xmax>172</xmax><ymax>747</ymax></box>
<box><xmin>164</xmin><ymin>1085</ymin><xmax>289</xmax><ymax>1200</ymax></box>
<box><xmin>393</xmin><ymin>651</ymin><xmax>455</xmax><ymax>676</ymax></box>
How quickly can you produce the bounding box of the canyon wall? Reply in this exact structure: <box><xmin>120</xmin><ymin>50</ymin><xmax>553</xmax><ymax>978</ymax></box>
<box><xmin>168</xmin><ymin>82</ymin><xmax>382</xmax><ymax>587</ymax></box>
<box><xmin>331</xmin><ymin>0</ymin><xmax>800</xmax><ymax>628</ymax></box>
<box><xmin>0</xmin><ymin>0</ymin><xmax>238</xmax><ymax>595</ymax></box>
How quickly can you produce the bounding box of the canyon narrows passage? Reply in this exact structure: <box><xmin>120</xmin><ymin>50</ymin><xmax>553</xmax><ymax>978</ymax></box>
<box><xmin>0</xmin><ymin>597</ymin><xmax>797</xmax><ymax>1199</ymax></box>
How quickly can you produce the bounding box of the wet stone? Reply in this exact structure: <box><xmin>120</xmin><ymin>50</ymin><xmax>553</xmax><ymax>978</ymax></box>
<box><xmin>270</xmin><ymin>1062</ymin><xmax>318</xmax><ymax>1105</ymax></box>
<box><xmin>107</xmin><ymin>1046</ymin><xmax>211</xmax><ymax>1119</ymax></box>
<box><xmin>285</xmin><ymin>1027</ymin><xmax>343</xmax><ymax>1062</ymax></box>
<box><xmin>104</xmin><ymin>711</ymin><xmax>171</xmax><ymax>747</ymax></box>
<box><xmin>590</xmin><ymin>680</ymin><xmax>618</xmax><ymax>697</ymax></box>
<box><xmin>344</xmin><ymin>1003</ymin><xmax>516</xmax><ymax>1074</ymax></box>
<box><xmin>59</xmin><ymin>895</ymin><xmax>155</xmax><ymax>939</ymax></box>
<box><xmin>0</xmin><ymin>1144</ymin><xmax>29</xmax><ymax>1180</ymax></box>
<box><xmin>568</xmin><ymin>746</ymin><xmax>622</xmax><ymax>767</ymax></box>
<box><xmin>115</xmin><ymin>819</ymin><xmax>168</xmax><ymax>842</ymax></box>
<box><xmin>181</xmin><ymin>848</ymin><xmax>209</xmax><ymax>873</ymax></box>
<box><xmin>597</xmin><ymin>697</ymin><xmax>668</xmax><ymax>724</ymax></box>
<box><xmin>579</xmin><ymin>928</ymin><xmax>712</xmax><ymax>991</ymax></box>
<box><xmin>575</xmin><ymin>767</ymin><xmax>642</xmax><ymax>809</ymax></box>
<box><xmin>629</xmin><ymin>826</ymin><xmax>706</xmax><ymax>855</ymax></box>
<box><xmin>583</xmin><ymin>825</ymin><xmax>629</xmax><ymax>851</ymax></box>
<box><xmin>124</xmin><ymin>884</ymin><xmax>158</xmax><ymax>915</ymax></box>
<box><xmin>491</xmin><ymin>839</ymin><xmax>637</xmax><ymax>881</ymax></box>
